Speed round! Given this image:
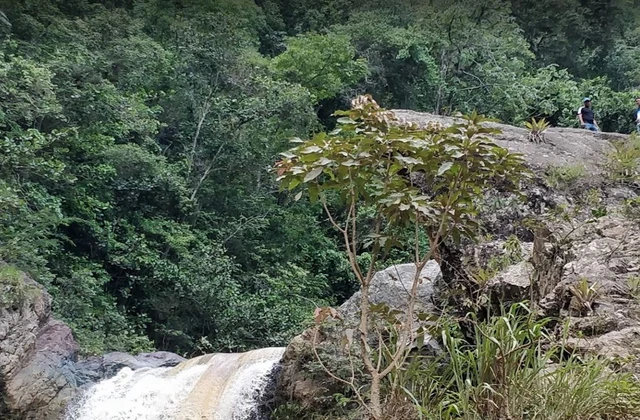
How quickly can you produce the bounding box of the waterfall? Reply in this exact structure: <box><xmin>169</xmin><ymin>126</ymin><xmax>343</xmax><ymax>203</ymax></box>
<box><xmin>66</xmin><ymin>347</ymin><xmax>285</xmax><ymax>420</ymax></box>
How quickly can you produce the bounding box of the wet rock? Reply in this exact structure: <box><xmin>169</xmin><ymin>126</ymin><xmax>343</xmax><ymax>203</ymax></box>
<box><xmin>75</xmin><ymin>351</ymin><xmax>186</xmax><ymax>385</ymax></box>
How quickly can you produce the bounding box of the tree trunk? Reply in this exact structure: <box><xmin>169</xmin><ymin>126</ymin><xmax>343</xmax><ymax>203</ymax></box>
<box><xmin>358</xmin><ymin>282</ymin><xmax>383</xmax><ymax>420</ymax></box>
<box><xmin>368</xmin><ymin>374</ymin><xmax>383</xmax><ymax>420</ymax></box>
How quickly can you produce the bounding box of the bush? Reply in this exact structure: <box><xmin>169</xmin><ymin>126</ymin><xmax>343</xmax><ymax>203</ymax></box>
<box><xmin>545</xmin><ymin>164</ymin><xmax>587</xmax><ymax>188</ymax></box>
<box><xmin>0</xmin><ymin>264</ymin><xmax>38</xmax><ymax>309</ymax></box>
<box><xmin>402</xmin><ymin>303</ymin><xmax>640</xmax><ymax>419</ymax></box>
<box><xmin>605</xmin><ymin>134</ymin><xmax>640</xmax><ymax>183</ymax></box>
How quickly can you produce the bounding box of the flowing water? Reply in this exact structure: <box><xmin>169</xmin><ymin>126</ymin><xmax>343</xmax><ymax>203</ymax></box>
<box><xmin>66</xmin><ymin>347</ymin><xmax>285</xmax><ymax>420</ymax></box>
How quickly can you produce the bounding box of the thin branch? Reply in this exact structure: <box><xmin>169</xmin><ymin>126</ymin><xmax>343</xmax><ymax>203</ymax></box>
<box><xmin>311</xmin><ymin>327</ymin><xmax>369</xmax><ymax>410</ymax></box>
<box><xmin>189</xmin><ymin>141</ymin><xmax>226</xmax><ymax>201</ymax></box>
<box><xmin>321</xmin><ymin>196</ymin><xmax>346</xmax><ymax>234</ymax></box>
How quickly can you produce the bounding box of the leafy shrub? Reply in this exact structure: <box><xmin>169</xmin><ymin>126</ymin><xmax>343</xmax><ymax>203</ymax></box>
<box><xmin>605</xmin><ymin>134</ymin><xmax>640</xmax><ymax>183</ymax></box>
<box><xmin>402</xmin><ymin>303</ymin><xmax>640</xmax><ymax>419</ymax></box>
<box><xmin>0</xmin><ymin>264</ymin><xmax>38</xmax><ymax>309</ymax></box>
<box><xmin>627</xmin><ymin>276</ymin><xmax>640</xmax><ymax>302</ymax></box>
<box><xmin>545</xmin><ymin>164</ymin><xmax>587</xmax><ymax>188</ymax></box>
<box><xmin>568</xmin><ymin>278</ymin><xmax>599</xmax><ymax>316</ymax></box>
<box><xmin>525</xmin><ymin>117</ymin><xmax>550</xmax><ymax>143</ymax></box>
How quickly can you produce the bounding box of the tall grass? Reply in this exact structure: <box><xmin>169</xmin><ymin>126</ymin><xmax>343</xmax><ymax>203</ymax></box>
<box><xmin>605</xmin><ymin>134</ymin><xmax>640</xmax><ymax>183</ymax></box>
<box><xmin>401</xmin><ymin>303</ymin><xmax>640</xmax><ymax>420</ymax></box>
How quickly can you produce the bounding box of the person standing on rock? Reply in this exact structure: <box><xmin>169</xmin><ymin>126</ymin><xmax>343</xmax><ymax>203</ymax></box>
<box><xmin>578</xmin><ymin>98</ymin><xmax>600</xmax><ymax>132</ymax></box>
<box><xmin>634</xmin><ymin>97</ymin><xmax>640</xmax><ymax>134</ymax></box>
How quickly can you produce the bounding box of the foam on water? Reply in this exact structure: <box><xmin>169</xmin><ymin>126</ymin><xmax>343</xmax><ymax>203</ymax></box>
<box><xmin>66</xmin><ymin>347</ymin><xmax>285</xmax><ymax>420</ymax></box>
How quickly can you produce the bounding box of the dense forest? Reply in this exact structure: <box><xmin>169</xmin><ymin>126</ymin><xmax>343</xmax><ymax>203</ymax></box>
<box><xmin>1</xmin><ymin>0</ymin><xmax>640</xmax><ymax>356</ymax></box>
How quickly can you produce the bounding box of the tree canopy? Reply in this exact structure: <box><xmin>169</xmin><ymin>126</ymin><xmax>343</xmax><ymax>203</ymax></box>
<box><xmin>1</xmin><ymin>0</ymin><xmax>640</xmax><ymax>355</ymax></box>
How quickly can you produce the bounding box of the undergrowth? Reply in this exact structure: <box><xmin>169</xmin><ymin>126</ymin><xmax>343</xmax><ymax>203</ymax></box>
<box><xmin>273</xmin><ymin>303</ymin><xmax>640</xmax><ymax>419</ymax></box>
<box><xmin>545</xmin><ymin>164</ymin><xmax>587</xmax><ymax>188</ymax></box>
<box><xmin>401</xmin><ymin>303</ymin><xmax>640</xmax><ymax>419</ymax></box>
<box><xmin>0</xmin><ymin>264</ymin><xmax>38</xmax><ymax>309</ymax></box>
<box><xmin>605</xmin><ymin>134</ymin><xmax>640</xmax><ymax>184</ymax></box>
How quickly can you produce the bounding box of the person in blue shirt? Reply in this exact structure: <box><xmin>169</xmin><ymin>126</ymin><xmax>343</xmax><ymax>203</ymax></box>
<box><xmin>634</xmin><ymin>97</ymin><xmax>640</xmax><ymax>134</ymax></box>
<box><xmin>577</xmin><ymin>98</ymin><xmax>600</xmax><ymax>132</ymax></box>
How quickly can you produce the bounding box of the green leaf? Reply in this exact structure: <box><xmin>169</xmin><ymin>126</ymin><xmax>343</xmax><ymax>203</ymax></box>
<box><xmin>304</xmin><ymin>167</ymin><xmax>323</xmax><ymax>182</ymax></box>
<box><xmin>301</xmin><ymin>146</ymin><xmax>322</xmax><ymax>154</ymax></box>
<box><xmin>437</xmin><ymin>162</ymin><xmax>453</xmax><ymax>176</ymax></box>
<box><xmin>308</xmin><ymin>184</ymin><xmax>319</xmax><ymax>203</ymax></box>
<box><xmin>288</xmin><ymin>178</ymin><xmax>301</xmax><ymax>190</ymax></box>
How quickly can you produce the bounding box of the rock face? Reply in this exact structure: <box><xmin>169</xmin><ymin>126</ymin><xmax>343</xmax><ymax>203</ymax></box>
<box><xmin>542</xmin><ymin>216</ymin><xmax>640</xmax><ymax>343</ymax></box>
<box><xmin>276</xmin><ymin>262</ymin><xmax>442</xmax><ymax>409</ymax></box>
<box><xmin>0</xmin><ymin>263</ymin><xmax>184</xmax><ymax>420</ymax></box>
<box><xmin>339</xmin><ymin>262</ymin><xmax>442</xmax><ymax>323</ymax></box>
<box><xmin>0</xmin><ymin>263</ymin><xmax>78</xmax><ymax>420</ymax></box>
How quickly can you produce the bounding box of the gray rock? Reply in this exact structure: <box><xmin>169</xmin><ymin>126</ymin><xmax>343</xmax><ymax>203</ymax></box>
<box><xmin>75</xmin><ymin>351</ymin><xmax>185</xmax><ymax>385</ymax></box>
<box><xmin>339</xmin><ymin>262</ymin><xmax>441</xmax><ymax>323</ymax></box>
<box><xmin>488</xmin><ymin>261</ymin><xmax>533</xmax><ymax>303</ymax></box>
<box><xmin>566</xmin><ymin>327</ymin><xmax>640</xmax><ymax>359</ymax></box>
<box><xmin>392</xmin><ymin>109</ymin><xmax>623</xmax><ymax>174</ymax></box>
<box><xmin>0</xmin><ymin>263</ymin><xmax>79</xmax><ymax>420</ymax></box>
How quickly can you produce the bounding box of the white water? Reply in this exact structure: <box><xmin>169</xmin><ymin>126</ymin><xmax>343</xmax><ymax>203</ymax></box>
<box><xmin>66</xmin><ymin>347</ymin><xmax>285</xmax><ymax>420</ymax></box>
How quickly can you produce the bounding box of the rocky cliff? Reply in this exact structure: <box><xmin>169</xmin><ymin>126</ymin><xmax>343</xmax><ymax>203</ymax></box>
<box><xmin>275</xmin><ymin>111</ymin><xmax>640</xmax><ymax>413</ymax></box>
<box><xmin>0</xmin><ymin>262</ymin><xmax>185</xmax><ymax>420</ymax></box>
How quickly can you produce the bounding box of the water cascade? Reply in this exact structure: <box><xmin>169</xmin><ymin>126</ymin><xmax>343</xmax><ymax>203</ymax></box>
<box><xmin>66</xmin><ymin>347</ymin><xmax>285</xmax><ymax>420</ymax></box>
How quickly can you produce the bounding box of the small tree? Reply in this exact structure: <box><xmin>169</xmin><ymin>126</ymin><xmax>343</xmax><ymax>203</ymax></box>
<box><xmin>275</xmin><ymin>95</ymin><xmax>526</xmax><ymax>419</ymax></box>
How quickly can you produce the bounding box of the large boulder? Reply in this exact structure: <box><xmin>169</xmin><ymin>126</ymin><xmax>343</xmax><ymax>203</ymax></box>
<box><xmin>339</xmin><ymin>262</ymin><xmax>441</xmax><ymax>323</ymax></box>
<box><xmin>276</xmin><ymin>262</ymin><xmax>441</xmax><ymax>410</ymax></box>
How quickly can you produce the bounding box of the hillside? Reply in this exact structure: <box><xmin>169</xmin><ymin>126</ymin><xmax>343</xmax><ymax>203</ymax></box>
<box><xmin>3</xmin><ymin>104</ymin><xmax>640</xmax><ymax>419</ymax></box>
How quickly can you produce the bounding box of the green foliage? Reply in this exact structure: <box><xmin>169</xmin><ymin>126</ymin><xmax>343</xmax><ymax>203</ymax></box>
<box><xmin>0</xmin><ymin>0</ymin><xmax>344</xmax><ymax>355</ymax></box>
<box><xmin>403</xmin><ymin>304</ymin><xmax>640</xmax><ymax>419</ymax></box>
<box><xmin>569</xmin><ymin>278</ymin><xmax>599</xmax><ymax>316</ymax></box>
<box><xmin>0</xmin><ymin>51</ymin><xmax>62</xmax><ymax>125</ymax></box>
<box><xmin>545</xmin><ymin>164</ymin><xmax>587</xmax><ymax>188</ymax></box>
<box><xmin>605</xmin><ymin>134</ymin><xmax>640</xmax><ymax>183</ymax></box>
<box><xmin>0</xmin><ymin>264</ymin><xmax>38</xmax><ymax>308</ymax></box>
<box><xmin>525</xmin><ymin>117</ymin><xmax>550</xmax><ymax>143</ymax></box>
<box><xmin>276</xmin><ymin>96</ymin><xmax>526</xmax><ymax>244</ymax></box>
<box><xmin>272</xmin><ymin>32</ymin><xmax>369</xmax><ymax>101</ymax></box>
<box><xmin>627</xmin><ymin>276</ymin><xmax>640</xmax><ymax>302</ymax></box>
